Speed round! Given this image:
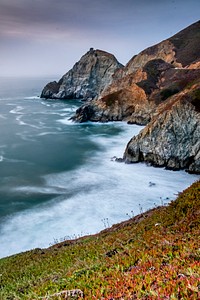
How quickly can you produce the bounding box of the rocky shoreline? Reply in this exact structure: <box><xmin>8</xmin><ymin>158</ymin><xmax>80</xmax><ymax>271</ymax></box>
<box><xmin>41</xmin><ymin>20</ymin><xmax>200</xmax><ymax>174</ymax></box>
<box><xmin>123</xmin><ymin>88</ymin><xmax>200</xmax><ymax>174</ymax></box>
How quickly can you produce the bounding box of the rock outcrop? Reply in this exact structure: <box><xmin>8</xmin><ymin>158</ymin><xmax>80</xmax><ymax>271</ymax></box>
<box><xmin>123</xmin><ymin>80</ymin><xmax>200</xmax><ymax>173</ymax></box>
<box><xmin>40</xmin><ymin>21</ymin><xmax>200</xmax><ymax>174</ymax></box>
<box><xmin>72</xmin><ymin>59</ymin><xmax>172</xmax><ymax>124</ymax></box>
<box><xmin>41</xmin><ymin>48</ymin><xmax>123</xmax><ymax>100</ymax></box>
<box><xmin>71</xmin><ymin>21</ymin><xmax>200</xmax><ymax>173</ymax></box>
<box><xmin>72</xmin><ymin>20</ymin><xmax>200</xmax><ymax>124</ymax></box>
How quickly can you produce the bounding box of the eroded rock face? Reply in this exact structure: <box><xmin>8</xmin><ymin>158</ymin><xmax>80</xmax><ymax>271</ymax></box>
<box><xmin>71</xmin><ymin>82</ymin><xmax>151</xmax><ymax>123</ymax></box>
<box><xmin>41</xmin><ymin>48</ymin><xmax>123</xmax><ymax>100</ymax></box>
<box><xmin>73</xmin><ymin>60</ymin><xmax>200</xmax><ymax>124</ymax></box>
<box><xmin>123</xmin><ymin>82</ymin><xmax>200</xmax><ymax>174</ymax></box>
<box><xmin>72</xmin><ymin>60</ymin><xmax>172</xmax><ymax>124</ymax></box>
<box><xmin>40</xmin><ymin>22</ymin><xmax>200</xmax><ymax>174</ymax></box>
<box><xmin>40</xmin><ymin>81</ymin><xmax>61</xmax><ymax>99</ymax></box>
<box><xmin>72</xmin><ymin>20</ymin><xmax>200</xmax><ymax>125</ymax></box>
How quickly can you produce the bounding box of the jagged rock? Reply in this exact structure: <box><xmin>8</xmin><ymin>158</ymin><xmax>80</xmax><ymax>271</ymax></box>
<box><xmin>123</xmin><ymin>81</ymin><xmax>200</xmax><ymax>174</ymax></box>
<box><xmin>41</xmin><ymin>48</ymin><xmax>123</xmax><ymax>100</ymax></box>
<box><xmin>41</xmin><ymin>21</ymin><xmax>200</xmax><ymax>174</ymax></box>
<box><xmin>72</xmin><ymin>60</ymin><xmax>200</xmax><ymax>124</ymax></box>
<box><xmin>72</xmin><ymin>60</ymin><xmax>170</xmax><ymax>124</ymax></box>
<box><xmin>72</xmin><ymin>20</ymin><xmax>200</xmax><ymax>125</ymax></box>
<box><xmin>71</xmin><ymin>85</ymin><xmax>152</xmax><ymax>124</ymax></box>
<box><xmin>40</xmin><ymin>81</ymin><xmax>61</xmax><ymax>99</ymax></box>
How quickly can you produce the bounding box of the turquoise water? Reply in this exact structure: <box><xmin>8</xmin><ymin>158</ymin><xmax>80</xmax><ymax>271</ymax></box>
<box><xmin>0</xmin><ymin>77</ymin><xmax>198</xmax><ymax>258</ymax></box>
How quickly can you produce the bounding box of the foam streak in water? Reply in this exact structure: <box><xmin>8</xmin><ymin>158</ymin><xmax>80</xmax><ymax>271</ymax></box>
<box><xmin>0</xmin><ymin>121</ymin><xmax>198</xmax><ymax>258</ymax></box>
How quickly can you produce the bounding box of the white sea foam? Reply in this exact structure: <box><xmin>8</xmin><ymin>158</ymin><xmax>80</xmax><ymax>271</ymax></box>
<box><xmin>37</xmin><ymin>131</ymin><xmax>62</xmax><ymax>136</ymax></box>
<box><xmin>0</xmin><ymin>122</ymin><xmax>198</xmax><ymax>258</ymax></box>
<box><xmin>24</xmin><ymin>96</ymin><xmax>40</xmax><ymax>100</ymax></box>
<box><xmin>15</xmin><ymin>115</ymin><xmax>42</xmax><ymax>129</ymax></box>
<box><xmin>13</xmin><ymin>185</ymin><xmax>67</xmax><ymax>195</ymax></box>
<box><xmin>61</xmin><ymin>107</ymin><xmax>77</xmax><ymax>112</ymax></box>
<box><xmin>57</xmin><ymin>117</ymin><xmax>74</xmax><ymax>125</ymax></box>
<box><xmin>15</xmin><ymin>115</ymin><xmax>27</xmax><ymax>126</ymax></box>
<box><xmin>41</xmin><ymin>101</ymin><xmax>51</xmax><ymax>107</ymax></box>
<box><xmin>9</xmin><ymin>106</ymin><xmax>25</xmax><ymax>114</ymax></box>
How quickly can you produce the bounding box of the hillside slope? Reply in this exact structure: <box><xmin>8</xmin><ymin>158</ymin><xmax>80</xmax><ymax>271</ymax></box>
<box><xmin>73</xmin><ymin>20</ymin><xmax>200</xmax><ymax>124</ymax></box>
<box><xmin>124</xmin><ymin>19</ymin><xmax>200</xmax><ymax>75</ymax></box>
<box><xmin>0</xmin><ymin>181</ymin><xmax>199</xmax><ymax>299</ymax></box>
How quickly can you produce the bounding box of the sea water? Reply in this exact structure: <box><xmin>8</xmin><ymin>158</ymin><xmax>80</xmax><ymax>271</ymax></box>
<box><xmin>0</xmin><ymin>77</ymin><xmax>198</xmax><ymax>258</ymax></box>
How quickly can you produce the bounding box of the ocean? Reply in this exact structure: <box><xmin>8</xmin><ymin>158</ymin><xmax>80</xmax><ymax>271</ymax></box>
<box><xmin>0</xmin><ymin>77</ymin><xmax>198</xmax><ymax>258</ymax></box>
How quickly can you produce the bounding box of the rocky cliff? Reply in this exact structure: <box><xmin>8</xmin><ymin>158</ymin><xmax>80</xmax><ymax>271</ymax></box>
<box><xmin>40</xmin><ymin>21</ymin><xmax>200</xmax><ymax>173</ymax></box>
<box><xmin>72</xmin><ymin>20</ymin><xmax>200</xmax><ymax>124</ymax></box>
<box><xmin>41</xmin><ymin>48</ymin><xmax>123</xmax><ymax>100</ymax></box>
<box><xmin>123</xmin><ymin>79</ymin><xmax>200</xmax><ymax>173</ymax></box>
<box><xmin>123</xmin><ymin>19</ymin><xmax>200</xmax><ymax>75</ymax></box>
<box><xmin>71</xmin><ymin>21</ymin><xmax>200</xmax><ymax>173</ymax></box>
<box><xmin>72</xmin><ymin>59</ymin><xmax>173</xmax><ymax>124</ymax></box>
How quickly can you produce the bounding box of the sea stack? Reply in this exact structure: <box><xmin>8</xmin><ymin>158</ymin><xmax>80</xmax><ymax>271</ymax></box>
<box><xmin>41</xmin><ymin>48</ymin><xmax>123</xmax><ymax>100</ymax></box>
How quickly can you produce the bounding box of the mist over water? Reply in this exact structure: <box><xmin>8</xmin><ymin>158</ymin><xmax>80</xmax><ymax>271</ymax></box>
<box><xmin>0</xmin><ymin>77</ymin><xmax>198</xmax><ymax>258</ymax></box>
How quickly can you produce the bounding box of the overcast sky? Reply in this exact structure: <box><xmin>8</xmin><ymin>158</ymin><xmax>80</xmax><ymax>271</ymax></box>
<box><xmin>0</xmin><ymin>0</ymin><xmax>199</xmax><ymax>78</ymax></box>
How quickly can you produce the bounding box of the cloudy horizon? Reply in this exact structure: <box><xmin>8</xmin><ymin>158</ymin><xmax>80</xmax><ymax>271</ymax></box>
<box><xmin>0</xmin><ymin>0</ymin><xmax>199</xmax><ymax>77</ymax></box>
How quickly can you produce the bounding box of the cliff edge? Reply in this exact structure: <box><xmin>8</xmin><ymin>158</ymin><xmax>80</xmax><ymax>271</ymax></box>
<box><xmin>40</xmin><ymin>48</ymin><xmax>123</xmax><ymax>100</ymax></box>
<box><xmin>73</xmin><ymin>20</ymin><xmax>200</xmax><ymax>124</ymax></box>
<box><xmin>124</xmin><ymin>78</ymin><xmax>200</xmax><ymax>173</ymax></box>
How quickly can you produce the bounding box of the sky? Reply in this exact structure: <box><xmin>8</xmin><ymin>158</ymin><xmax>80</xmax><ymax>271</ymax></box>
<box><xmin>0</xmin><ymin>0</ymin><xmax>199</xmax><ymax>78</ymax></box>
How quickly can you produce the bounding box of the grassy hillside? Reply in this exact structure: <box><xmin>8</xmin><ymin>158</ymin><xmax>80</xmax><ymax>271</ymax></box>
<box><xmin>0</xmin><ymin>181</ymin><xmax>199</xmax><ymax>299</ymax></box>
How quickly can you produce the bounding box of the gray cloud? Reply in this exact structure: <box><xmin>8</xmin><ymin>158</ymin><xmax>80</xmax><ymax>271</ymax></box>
<box><xmin>0</xmin><ymin>0</ymin><xmax>127</xmax><ymax>35</ymax></box>
<box><xmin>0</xmin><ymin>0</ymin><xmax>199</xmax><ymax>76</ymax></box>
<box><xmin>0</xmin><ymin>0</ymin><xmax>181</xmax><ymax>38</ymax></box>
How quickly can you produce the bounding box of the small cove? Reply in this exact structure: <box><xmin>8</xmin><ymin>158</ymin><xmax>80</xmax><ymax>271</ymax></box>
<box><xmin>0</xmin><ymin>77</ymin><xmax>198</xmax><ymax>258</ymax></box>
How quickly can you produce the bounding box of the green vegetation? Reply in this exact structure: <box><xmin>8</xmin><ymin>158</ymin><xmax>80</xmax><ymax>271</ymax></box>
<box><xmin>137</xmin><ymin>59</ymin><xmax>165</xmax><ymax>96</ymax></box>
<box><xmin>160</xmin><ymin>75</ymin><xmax>200</xmax><ymax>102</ymax></box>
<box><xmin>160</xmin><ymin>87</ymin><xmax>180</xmax><ymax>101</ymax></box>
<box><xmin>0</xmin><ymin>181</ymin><xmax>199</xmax><ymax>299</ymax></box>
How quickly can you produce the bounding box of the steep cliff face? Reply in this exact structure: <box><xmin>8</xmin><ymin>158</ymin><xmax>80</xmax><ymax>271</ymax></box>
<box><xmin>72</xmin><ymin>59</ymin><xmax>173</xmax><ymax>123</ymax></box>
<box><xmin>123</xmin><ymin>81</ymin><xmax>200</xmax><ymax>173</ymax></box>
<box><xmin>72</xmin><ymin>60</ymin><xmax>200</xmax><ymax>124</ymax></box>
<box><xmin>72</xmin><ymin>86</ymin><xmax>153</xmax><ymax>124</ymax></box>
<box><xmin>41</xmin><ymin>49</ymin><xmax>123</xmax><ymax>100</ymax></box>
<box><xmin>124</xmin><ymin>20</ymin><xmax>200</xmax><ymax>75</ymax></box>
<box><xmin>40</xmin><ymin>21</ymin><xmax>200</xmax><ymax>173</ymax></box>
<box><xmin>72</xmin><ymin>21</ymin><xmax>200</xmax><ymax>124</ymax></box>
<box><xmin>72</xmin><ymin>68</ymin><xmax>149</xmax><ymax>123</ymax></box>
